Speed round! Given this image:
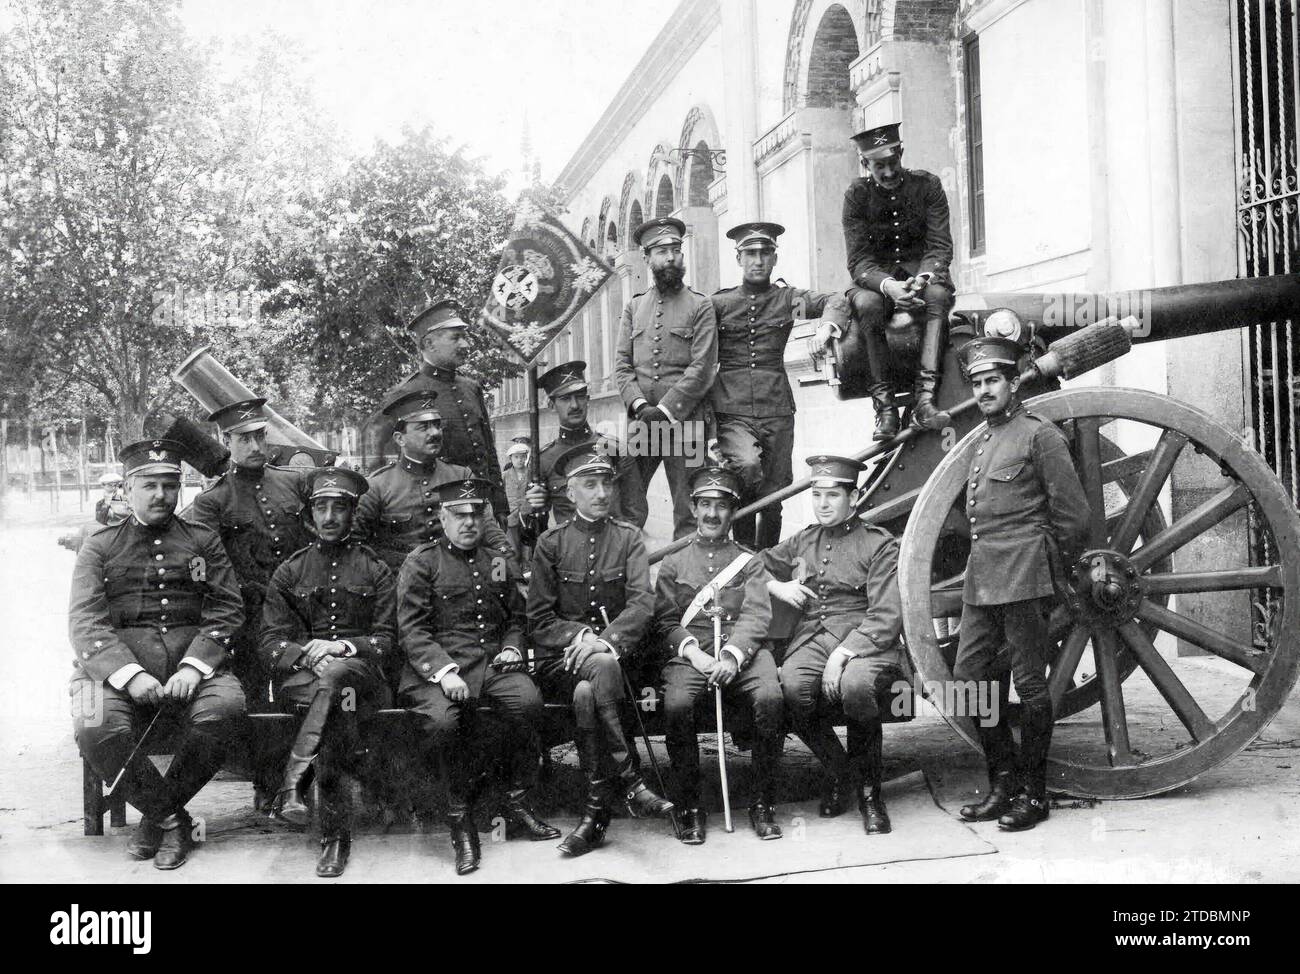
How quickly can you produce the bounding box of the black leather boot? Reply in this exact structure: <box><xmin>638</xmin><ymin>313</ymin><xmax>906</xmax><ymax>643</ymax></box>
<box><xmin>909</xmin><ymin>312</ymin><xmax>952</xmax><ymax>431</ymax></box>
<box><xmin>960</xmin><ymin>770</ymin><xmax>1016</xmax><ymax>822</ymax></box>
<box><xmin>620</xmin><ymin>773</ymin><xmax>675</xmax><ymax>819</ymax></box>
<box><xmin>598</xmin><ymin>701</ymin><xmax>673</xmax><ymax>819</ymax></box>
<box><xmin>678</xmin><ymin>807</ymin><xmax>707</xmax><ymax>845</ymax></box>
<box><xmin>316</xmin><ymin>833</ymin><xmax>351</xmax><ymax>878</ymax></box>
<box><xmin>153</xmin><ymin>811</ymin><xmax>195</xmax><ymax>870</ymax></box>
<box><xmin>127</xmin><ymin>817</ymin><xmax>164</xmax><ymax>860</ymax></box>
<box><xmin>273</xmin><ymin>685</ymin><xmax>335</xmax><ymax>827</ymax></box>
<box><xmin>503</xmin><ymin>789</ymin><xmax>561</xmax><ymax>841</ymax></box>
<box><xmin>863</xmin><ymin>325</ymin><xmax>899</xmax><ymax>441</ymax></box>
<box><xmin>859</xmin><ymin>783</ymin><xmax>892</xmax><ymax>835</ymax></box>
<box><xmin>558</xmin><ymin>778</ymin><xmax>612</xmax><ymax>857</ymax></box>
<box><xmin>747</xmin><ymin>802</ymin><xmax>782</xmax><ymax>840</ymax></box>
<box><xmin>998</xmin><ymin>791</ymin><xmax>1050</xmax><ymax>831</ymax></box>
<box><xmin>819</xmin><ymin>776</ymin><xmax>851</xmax><ymax>817</ymax></box>
<box><xmin>447</xmin><ymin>811</ymin><xmax>481</xmax><ymax>875</ymax></box>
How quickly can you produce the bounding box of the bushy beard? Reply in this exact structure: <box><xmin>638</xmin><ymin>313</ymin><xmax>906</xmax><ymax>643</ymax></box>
<box><xmin>652</xmin><ymin>263</ymin><xmax>685</xmax><ymax>292</ymax></box>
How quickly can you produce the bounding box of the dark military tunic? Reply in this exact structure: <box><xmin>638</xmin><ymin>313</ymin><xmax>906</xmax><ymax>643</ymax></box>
<box><xmin>258</xmin><ymin>539</ymin><xmax>396</xmax><ymax>679</ymax></box>
<box><xmin>69</xmin><ymin>515</ymin><xmax>245</xmax><ymax>684</ymax></box>
<box><xmin>527</xmin><ymin>515</ymin><xmax>655</xmax><ymax>662</ymax></box>
<box><xmin>352</xmin><ymin>454</ymin><xmax>515</xmax><ymax>571</ymax></box>
<box><xmin>962</xmin><ymin>400</ymin><xmax>1091</xmax><ymax>606</ymax></box>
<box><xmin>842</xmin><ymin>168</ymin><xmax>954</xmax><ymax>291</ymax></box>
<box><xmin>614</xmin><ymin>284</ymin><xmax>718</xmax><ymax>423</ymax></box>
<box><xmin>651</xmin><ymin>535</ymin><xmax>772</xmax><ymax>665</ymax></box>
<box><xmin>391</xmin><ymin>363</ymin><xmax>508</xmax><ymax>516</ymax></box>
<box><xmin>709</xmin><ymin>283</ymin><xmax>848</xmax><ymax>419</ymax></box>
<box><xmin>537</xmin><ymin>423</ymin><xmax>648</xmax><ymax>528</ymax></box>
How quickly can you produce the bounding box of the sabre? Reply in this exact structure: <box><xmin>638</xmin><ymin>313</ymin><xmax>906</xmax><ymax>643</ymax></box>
<box><xmin>599</xmin><ymin>606</ymin><xmax>681</xmax><ymax>840</ymax></box>
<box><xmin>105</xmin><ymin>707</ymin><xmax>165</xmax><ymax>798</ymax></box>
<box><xmin>709</xmin><ymin>604</ymin><xmax>734</xmax><ymax>833</ymax></box>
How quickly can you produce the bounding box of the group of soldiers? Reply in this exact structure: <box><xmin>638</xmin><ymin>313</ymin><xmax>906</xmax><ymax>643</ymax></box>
<box><xmin>68</xmin><ymin>122</ymin><xmax>1091</xmax><ymax>879</ymax></box>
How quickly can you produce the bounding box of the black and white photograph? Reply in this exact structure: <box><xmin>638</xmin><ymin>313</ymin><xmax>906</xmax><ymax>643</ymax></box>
<box><xmin>0</xmin><ymin>0</ymin><xmax>1296</xmax><ymax>919</ymax></box>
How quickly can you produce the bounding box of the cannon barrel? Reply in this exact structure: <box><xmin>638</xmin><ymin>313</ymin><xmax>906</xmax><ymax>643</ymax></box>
<box><xmin>172</xmin><ymin>346</ymin><xmax>336</xmax><ymax>467</ymax></box>
<box><xmin>955</xmin><ymin>273</ymin><xmax>1300</xmax><ymax>346</ymax></box>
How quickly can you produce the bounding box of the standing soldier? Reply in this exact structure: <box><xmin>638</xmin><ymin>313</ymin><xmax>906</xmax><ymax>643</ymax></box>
<box><xmin>70</xmin><ymin>438</ymin><xmax>246</xmax><ymax>870</ymax></box>
<box><xmin>710</xmin><ymin>222</ymin><xmax>850</xmax><ymax>548</ymax></box>
<box><xmin>652</xmin><ymin>466</ymin><xmax>784</xmax><ymax>844</ymax></box>
<box><xmin>763</xmin><ymin>456</ymin><xmax>905</xmax><ymax>834</ymax></box>
<box><xmin>527</xmin><ymin>444</ymin><xmax>674</xmax><ymax>857</ymax></box>
<box><xmin>523</xmin><ymin>360</ymin><xmax>648</xmax><ymax>529</ymax></box>
<box><xmin>186</xmin><ymin>397</ymin><xmax>310</xmax><ymax>710</ymax></box>
<box><xmin>354</xmin><ymin>386</ymin><xmax>516</xmax><ymax>586</ymax></box>
<box><xmin>389</xmin><ymin>298</ymin><xmax>509</xmax><ymax>520</ymax></box>
<box><xmin>398</xmin><ymin>477</ymin><xmax>559</xmax><ymax>876</ymax></box>
<box><xmin>951</xmin><ymin>338</ymin><xmax>1090</xmax><ymax>831</ymax></box>
<box><xmin>614</xmin><ymin>217</ymin><xmax>718</xmax><ymax>539</ymax></box>
<box><xmin>259</xmin><ymin>467</ymin><xmax>394</xmax><ymax>877</ymax></box>
<box><xmin>841</xmin><ymin>122</ymin><xmax>955</xmax><ymax>440</ymax></box>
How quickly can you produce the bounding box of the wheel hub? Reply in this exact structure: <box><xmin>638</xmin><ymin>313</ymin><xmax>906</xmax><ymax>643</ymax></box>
<box><xmin>1065</xmin><ymin>549</ymin><xmax>1143</xmax><ymax>626</ymax></box>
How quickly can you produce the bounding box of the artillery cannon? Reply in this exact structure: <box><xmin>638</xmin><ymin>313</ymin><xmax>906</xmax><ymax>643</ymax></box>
<box><xmin>653</xmin><ymin>273</ymin><xmax>1300</xmax><ymax>801</ymax></box>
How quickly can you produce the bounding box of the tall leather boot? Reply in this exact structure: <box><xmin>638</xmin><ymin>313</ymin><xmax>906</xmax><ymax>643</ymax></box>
<box><xmin>447</xmin><ymin>808</ymin><xmax>481</xmax><ymax>876</ymax></box>
<box><xmin>504</xmin><ymin>789</ymin><xmax>561</xmax><ymax>841</ymax></box>
<box><xmin>599</xmin><ymin>702</ymin><xmax>673</xmax><ymax>818</ymax></box>
<box><xmin>962</xmin><ymin>702</ymin><xmax>1018</xmax><ymax>821</ymax></box>
<box><xmin>999</xmin><ymin>700</ymin><xmax>1053</xmax><ymax>831</ymax></box>
<box><xmin>558</xmin><ymin>726</ymin><xmax>611</xmax><ymax>857</ymax></box>
<box><xmin>316</xmin><ymin>771</ymin><xmax>352</xmax><ymax>878</ymax></box>
<box><xmin>273</xmin><ymin>688</ymin><xmax>335</xmax><ymax>827</ymax></box>
<box><xmin>863</xmin><ymin>325</ymin><xmax>899</xmax><ymax>441</ymax></box>
<box><xmin>960</xmin><ymin>769</ymin><xmax>1016</xmax><ymax>822</ymax></box>
<box><xmin>910</xmin><ymin>311</ymin><xmax>952</xmax><ymax>431</ymax></box>
<box><xmin>747</xmin><ymin>734</ymin><xmax>783</xmax><ymax>840</ymax></box>
<box><xmin>792</xmin><ymin>712</ymin><xmax>851</xmax><ymax>816</ymax></box>
<box><xmin>852</xmin><ymin>719</ymin><xmax>891</xmax><ymax>834</ymax></box>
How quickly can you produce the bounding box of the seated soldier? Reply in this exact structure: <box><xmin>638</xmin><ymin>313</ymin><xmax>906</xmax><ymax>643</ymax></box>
<box><xmin>763</xmin><ymin>455</ymin><xmax>905</xmax><ymax>835</ymax></box>
<box><xmin>398</xmin><ymin>477</ymin><xmax>559</xmax><ymax>877</ymax></box>
<box><xmin>527</xmin><ymin>444</ymin><xmax>673</xmax><ymax>857</ymax></box>
<box><xmin>653</xmin><ymin>466</ymin><xmax>785</xmax><ymax>844</ymax></box>
<box><xmin>259</xmin><ymin>467</ymin><xmax>395</xmax><ymax>878</ymax></box>
<box><xmin>70</xmin><ymin>438</ymin><xmax>246</xmax><ymax>870</ymax></box>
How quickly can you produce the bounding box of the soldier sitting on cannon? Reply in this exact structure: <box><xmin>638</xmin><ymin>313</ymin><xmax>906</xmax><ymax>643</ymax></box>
<box><xmin>763</xmin><ymin>455</ymin><xmax>906</xmax><ymax>835</ymax></box>
<box><xmin>840</xmin><ymin>122</ymin><xmax>955</xmax><ymax>441</ymax></box>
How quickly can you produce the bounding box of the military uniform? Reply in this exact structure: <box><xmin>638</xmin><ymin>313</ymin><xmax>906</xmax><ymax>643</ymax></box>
<box><xmin>70</xmin><ymin>438</ymin><xmax>246</xmax><ymax>868</ymax></box>
<box><xmin>388</xmin><ymin>298</ymin><xmax>508</xmax><ymax>517</ymax></box>
<box><xmin>762</xmin><ymin>456</ymin><xmax>904</xmax><ymax>828</ymax></box>
<box><xmin>614</xmin><ymin>218</ymin><xmax>718</xmax><ymax>539</ymax></box>
<box><xmin>842</xmin><ymin>122</ymin><xmax>956</xmax><ymax>437</ymax></box>
<box><xmin>526</xmin><ymin>444</ymin><xmax>672</xmax><ymax>856</ymax></box>
<box><xmin>711</xmin><ymin>221</ymin><xmax>850</xmax><ymax>548</ymax></box>
<box><xmin>951</xmin><ymin>338</ymin><xmax>1091</xmax><ymax>830</ymax></box>
<box><xmin>652</xmin><ymin>468</ymin><xmax>784</xmax><ymax>836</ymax></box>
<box><xmin>537</xmin><ymin>423</ymin><xmax>647</xmax><ymax>527</ymax></box>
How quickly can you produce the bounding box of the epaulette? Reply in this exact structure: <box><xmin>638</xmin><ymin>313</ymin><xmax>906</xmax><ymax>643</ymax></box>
<box><xmin>88</xmin><ymin>519</ymin><xmax>129</xmax><ymax>538</ymax></box>
<box><xmin>632</xmin><ymin>289</ymin><xmax>647</xmax><ymax>300</ymax></box>
<box><xmin>774</xmin><ymin>278</ymin><xmax>789</xmax><ymax>288</ymax></box>
<box><xmin>367</xmin><ymin>461</ymin><xmax>396</xmax><ymax>476</ymax></box>
<box><xmin>609</xmin><ymin>517</ymin><xmax>641</xmax><ymax>533</ymax></box>
<box><xmin>713</xmin><ymin>285</ymin><xmax>737</xmax><ymax>295</ymax></box>
<box><xmin>352</xmin><ymin>541</ymin><xmax>385</xmax><ymax>562</ymax></box>
<box><xmin>197</xmin><ymin>472</ymin><xmax>231</xmax><ymax>493</ymax></box>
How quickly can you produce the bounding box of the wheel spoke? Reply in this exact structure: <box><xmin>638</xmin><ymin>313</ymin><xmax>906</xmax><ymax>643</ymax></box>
<box><xmin>1101</xmin><ymin>449</ymin><xmax>1155</xmax><ymax>486</ymax></box>
<box><xmin>1075</xmin><ymin>418</ymin><xmax>1109</xmax><ymax>547</ymax></box>
<box><xmin>1091</xmin><ymin>628</ymin><xmax>1134</xmax><ymax>765</ymax></box>
<box><xmin>1134</xmin><ymin>599</ymin><xmax>1269</xmax><ymax>674</ymax></box>
<box><xmin>1110</xmin><ymin>429</ymin><xmax>1187</xmax><ymax>554</ymax></box>
<box><xmin>1048</xmin><ymin>624</ymin><xmax>1091</xmax><ymax>711</ymax></box>
<box><xmin>1130</xmin><ymin>483</ymin><xmax>1251</xmax><ymax>572</ymax></box>
<box><xmin>1116</xmin><ymin>621</ymin><xmax>1216</xmax><ymax>743</ymax></box>
<box><xmin>1143</xmin><ymin>564</ymin><xmax>1284</xmax><ymax>596</ymax></box>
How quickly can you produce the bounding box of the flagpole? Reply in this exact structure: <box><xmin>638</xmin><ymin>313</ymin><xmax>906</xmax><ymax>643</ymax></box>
<box><xmin>524</xmin><ymin>364</ymin><xmax>546</xmax><ymax>544</ymax></box>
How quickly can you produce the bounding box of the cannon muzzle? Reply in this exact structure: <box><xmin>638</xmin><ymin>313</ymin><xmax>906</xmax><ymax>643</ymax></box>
<box><xmin>956</xmin><ymin>273</ymin><xmax>1300</xmax><ymax>346</ymax></box>
<box><xmin>172</xmin><ymin>346</ymin><xmax>336</xmax><ymax>467</ymax></box>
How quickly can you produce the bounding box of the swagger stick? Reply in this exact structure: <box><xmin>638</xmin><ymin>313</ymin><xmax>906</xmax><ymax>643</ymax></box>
<box><xmin>599</xmin><ymin>606</ymin><xmax>681</xmax><ymax>840</ymax></box>
<box><xmin>105</xmin><ymin>707</ymin><xmax>165</xmax><ymax>797</ymax></box>
<box><xmin>709</xmin><ymin>606</ymin><xmax>733</xmax><ymax>832</ymax></box>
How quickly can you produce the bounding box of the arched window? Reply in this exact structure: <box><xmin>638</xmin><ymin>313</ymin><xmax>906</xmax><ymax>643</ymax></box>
<box><xmin>627</xmin><ymin>199</ymin><xmax>644</xmax><ymax>242</ymax></box>
<box><xmin>654</xmin><ymin>175</ymin><xmax>675</xmax><ymax>218</ymax></box>
<box><xmin>605</xmin><ymin>220</ymin><xmax>618</xmax><ymax>259</ymax></box>
<box><xmin>685</xmin><ymin>141</ymin><xmax>713</xmax><ymax>206</ymax></box>
<box><xmin>805</xmin><ymin>4</ymin><xmax>860</xmax><ymax>109</ymax></box>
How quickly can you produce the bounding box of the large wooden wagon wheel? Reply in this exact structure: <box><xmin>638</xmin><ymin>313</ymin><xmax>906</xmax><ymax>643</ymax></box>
<box><xmin>899</xmin><ymin>388</ymin><xmax>1300</xmax><ymax>799</ymax></box>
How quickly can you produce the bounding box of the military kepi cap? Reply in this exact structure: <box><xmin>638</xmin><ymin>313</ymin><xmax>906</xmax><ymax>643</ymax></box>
<box><xmin>538</xmin><ymin>360</ymin><xmax>589</xmax><ymax>399</ymax></box>
<box><xmin>207</xmin><ymin>397</ymin><xmax>270</xmax><ymax>435</ymax></box>
<box><xmin>806</xmin><ymin>454</ymin><xmax>867</xmax><ymax>488</ymax></box>
<box><xmin>308</xmin><ymin>467</ymin><xmax>368</xmax><ymax>502</ymax></box>
<box><xmin>555</xmin><ymin>443</ymin><xmax>614</xmax><ymax>480</ymax></box>
<box><xmin>633</xmin><ymin>217</ymin><xmax>686</xmax><ymax>249</ymax></box>
<box><xmin>120</xmin><ymin>438</ymin><xmax>185</xmax><ymax>477</ymax></box>
<box><xmin>438</xmin><ymin>477</ymin><xmax>494</xmax><ymax>511</ymax></box>
<box><xmin>381</xmin><ymin>386</ymin><xmax>441</xmax><ymax>424</ymax></box>
<box><xmin>959</xmin><ymin>337</ymin><xmax>1022</xmax><ymax>379</ymax></box>
<box><xmin>851</xmin><ymin>121</ymin><xmax>902</xmax><ymax>160</ymax></box>
<box><xmin>690</xmin><ymin>465</ymin><xmax>741</xmax><ymax>500</ymax></box>
<box><xmin>726</xmin><ymin>221</ymin><xmax>785</xmax><ymax>251</ymax></box>
<box><xmin>409</xmin><ymin>297</ymin><xmax>468</xmax><ymax>342</ymax></box>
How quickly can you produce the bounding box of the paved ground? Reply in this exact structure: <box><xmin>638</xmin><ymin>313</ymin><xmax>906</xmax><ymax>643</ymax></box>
<box><xmin>2</xmin><ymin>495</ymin><xmax>1297</xmax><ymax>883</ymax></box>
